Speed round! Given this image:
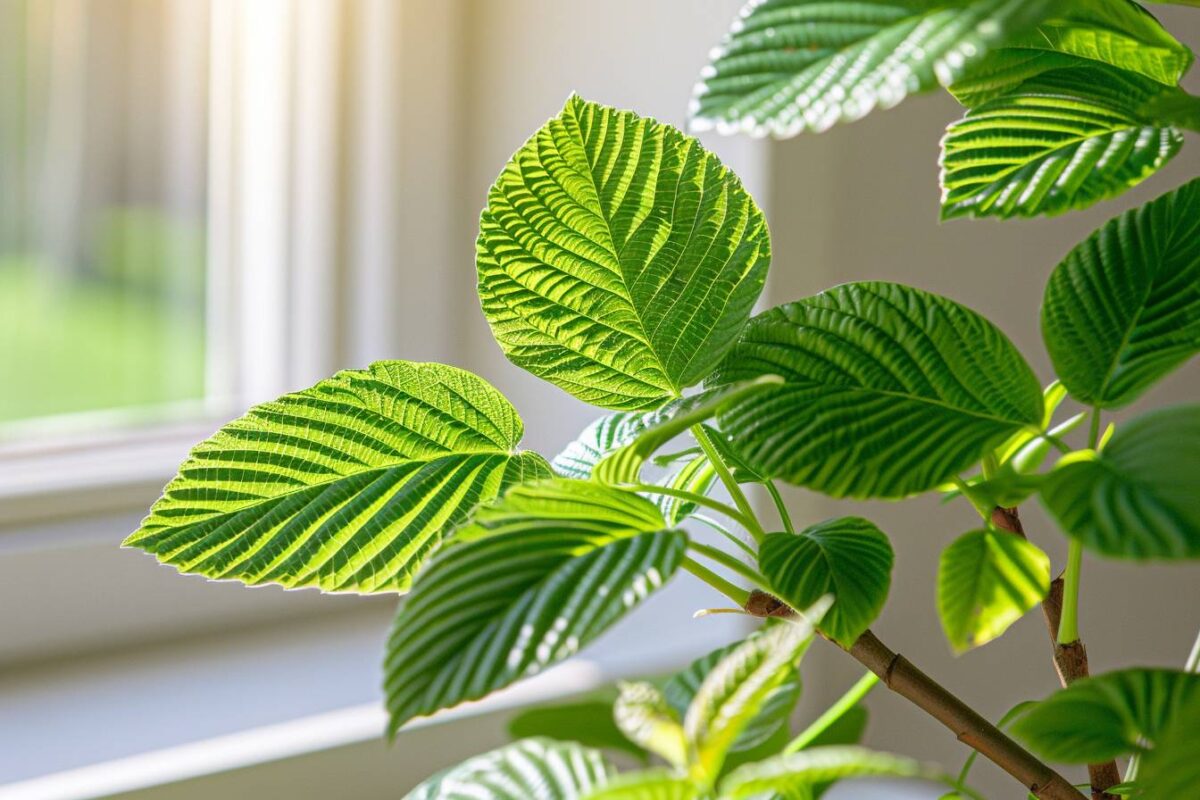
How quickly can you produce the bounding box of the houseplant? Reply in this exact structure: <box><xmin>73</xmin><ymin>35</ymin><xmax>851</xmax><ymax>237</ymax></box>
<box><xmin>125</xmin><ymin>1</ymin><xmax>1200</xmax><ymax>797</ymax></box>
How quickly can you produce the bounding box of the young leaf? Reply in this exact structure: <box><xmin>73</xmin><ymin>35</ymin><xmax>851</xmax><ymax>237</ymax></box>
<box><xmin>710</xmin><ymin>282</ymin><xmax>1043</xmax><ymax>498</ymax></box>
<box><xmin>124</xmin><ymin>361</ymin><xmax>551</xmax><ymax>594</ymax></box>
<box><xmin>1138</xmin><ymin>691</ymin><xmax>1200</xmax><ymax>799</ymax></box>
<box><xmin>1040</xmin><ymin>405</ymin><xmax>1200</xmax><ymax>560</ymax></box>
<box><xmin>759</xmin><ymin>518</ymin><xmax>894</xmax><ymax>647</ymax></box>
<box><xmin>1041</xmin><ymin>178</ymin><xmax>1200</xmax><ymax>408</ymax></box>
<box><xmin>718</xmin><ymin>746</ymin><xmax>934</xmax><ymax>799</ymax></box>
<box><xmin>384</xmin><ymin>480</ymin><xmax>687</xmax><ymax>734</ymax></box>
<box><xmin>663</xmin><ymin>625</ymin><xmax>802</xmax><ymax>756</ymax></box>
<box><xmin>554</xmin><ymin>412</ymin><xmax>658</xmax><ymax>479</ymax></box>
<box><xmin>936</xmin><ymin>529</ymin><xmax>1050</xmax><ymax>653</ymax></box>
<box><xmin>580</xmin><ymin>770</ymin><xmax>700</xmax><ymax>800</ymax></box>
<box><xmin>653</xmin><ymin>455</ymin><xmax>717</xmax><ymax>527</ymax></box>
<box><xmin>683</xmin><ymin>600</ymin><xmax>829</xmax><ymax>785</ymax></box>
<box><xmin>404</xmin><ymin>737</ymin><xmax>614</xmax><ymax>800</ymax></box>
<box><xmin>688</xmin><ymin>0</ymin><xmax>1053</xmax><ymax>138</ymax></box>
<box><xmin>940</xmin><ymin>66</ymin><xmax>1186</xmax><ymax>220</ymax></box>
<box><xmin>1011</xmin><ymin>668</ymin><xmax>1200</xmax><ymax>763</ymax></box>
<box><xmin>477</xmin><ymin>94</ymin><xmax>770</xmax><ymax>411</ymax></box>
<box><xmin>613</xmin><ymin>682</ymin><xmax>688</xmax><ymax>768</ymax></box>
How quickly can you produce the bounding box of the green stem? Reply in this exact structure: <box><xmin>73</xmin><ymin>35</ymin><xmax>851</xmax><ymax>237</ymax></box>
<box><xmin>629</xmin><ymin>483</ymin><xmax>757</xmax><ymax>532</ymax></box>
<box><xmin>764</xmin><ymin>480</ymin><xmax>795</xmax><ymax>534</ymax></box>
<box><xmin>1060</xmin><ymin>409</ymin><xmax>1102</xmax><ymax>646</ymax></box>
<box><xmin>952</xmin><ymin>476</ymin><xmax>990</xmax><ymax>520</ymax></box>
<box><xmin>681</xmin><ymin>556</ymin><xmax>750</xmax><ymax>606</ymax></box>
<box><xmin>784</xmin><ymin>671</ymin><xmax>879</xmax><ymax>754</ymax></box>
<box><xmin>688</xmin><ymin>541</ymin><xmax>766</xmax><ymax>587</ymax></box>
<box><xmin>691</xmin><ymin>424</ymin><xmax>766</xmax><ymax>543</ymax></box>
<box><xmin>691</xmin><ymin>514</ymin><xmax>756</xmax><ymax>557</ymax></box>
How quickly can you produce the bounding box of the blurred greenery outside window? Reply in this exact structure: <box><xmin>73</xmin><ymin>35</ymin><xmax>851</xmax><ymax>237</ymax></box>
<box><xmin>0</xmin><ymin>0</ymin><xmax>208</xmax><ymax>431</ymax></box>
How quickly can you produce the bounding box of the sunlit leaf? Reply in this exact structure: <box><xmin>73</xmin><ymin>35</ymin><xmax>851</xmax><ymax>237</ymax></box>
<box><xmin>1041</xmin><ymin>178</ymin><xmax>1200</xmax><ymax>408</ymax></box>
<box><xmin>711</xmin><ymin>282</ymin><xmax>1043</xmax><ymax>498</ymax></box>
<box><xmin>405</xmin><ymin>738</ymin><xmax>614</xmax><ymax>800</ymax></box>
<box><xmin>581</xmin><ymin>770</ymin><xmax>701</xmax><ymax>800</ymax></box>
<box><xmin>941</xmin><ymin>67</ymin><xmax>1186</xmax><ymax>220</ymax></box>
<box><xmin>125</xmin><ymin>361</ymin><xmax>551</xmax><ymax>593</ymax></box>
<box><xmin>614</xmin><ymin>682</ymin><xmax>688</xmax><ymax>768</ymax></box>
<box><xmin>385</xmin><ymin>480</ymin><xmax>686</xmax><ymax>733</ymax></box>
<box><xmin>690</xmin><ymin>0</ymin><xmax>1053</xmax><ymax>138</ymax></box>
<box><xmin>478</xmin><ymin>95</ymin><xmax>769</xmax><ymax>410</ymax></box>
<box><xmin>759</xmin><ymin>518</ymin><xmax>894</xmax><ymax>647</ymax></box>
<box><xmin>719</xmin><ymin>746</ymin><xmax>935</xmax><ymax>799</ymax></box>
<box><xmin>936</xmin><ymin>529</ymin><xmax>1050</xmax><ymax>652</ymax></box>
<box><xmin>508</xmin><ymin>696</ymin><xmax>648</xmax><ymax>763</ymax></box>
<box><xmin>1041</xmin><ymin>405</ymin><xmax>1200</xmax><ymax>560</ymax></box>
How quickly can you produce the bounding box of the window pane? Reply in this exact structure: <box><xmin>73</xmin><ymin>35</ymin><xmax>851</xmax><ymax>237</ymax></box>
<box><xmin>0</xmin><ymin>0</ymin><xmax>208</xmax><ymax>430</ymax></box>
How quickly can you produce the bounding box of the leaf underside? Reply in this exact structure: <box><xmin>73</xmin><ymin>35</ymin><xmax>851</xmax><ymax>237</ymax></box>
<box><xmin>384</xmin><ymin>479</ymin><xmax>686</xmax><ymax>734</ymax></box>
<box><xmin>125</xmin><ymin>361</ymin><xmax>550</xmax><ymax>594</ymax></box>
<box><xmin>710</xmin><ymin>282</ymin><xmax>1043</xmax><ymax>498</ymax></box>
<box><xmin>690</xmin><ymin>0</ymin><xmax>1053</xmax><ymax>138</ymax></box>
<box><xmin>940</xmin><ymin>66</ymin><xmax>1185</xmax><ymax>220</ymax></box>
<box><xmin>936</xmin><ymin>528</ymin><xmax>1050</xmax><ymax>652</ymax></box>
<box><xmin>1041</xmin><ymin>178</ymin><xmax>1200</xmax><ymax>408</ymax></box>
<box><xmin>1041</xmin><ymin>405</ymin><xmax>1200</xmax><ymax>560</ymax></box>
<box><xmin>759</xmin><ymin>518</ymin><xmax>894</xmax><ymax>647</ymax></box>
<box><xmin>478</xmin><ymin>94</ymin><xmax>769</xmax><ymax>411</ymax></box>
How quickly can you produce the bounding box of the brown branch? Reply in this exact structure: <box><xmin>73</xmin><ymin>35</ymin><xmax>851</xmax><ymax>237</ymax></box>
<box><xmin>991</xmin><ymin>507</ymin><xmax>1121</xmax><ymax>800</ymax></box>
<box><xmin>744</xmin><ymin>591</ymin><xmax>1086</xmax><ymax>800</ymax></box>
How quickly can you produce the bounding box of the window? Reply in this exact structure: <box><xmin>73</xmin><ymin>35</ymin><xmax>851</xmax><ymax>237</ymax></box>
<box><xmin>0</xmin><ymin>0</ymin><xmax>210</xmax><ymax>435</ymax></box>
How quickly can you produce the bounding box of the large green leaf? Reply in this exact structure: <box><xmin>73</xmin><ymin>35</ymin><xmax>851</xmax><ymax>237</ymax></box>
<box><xmin>688</xmin><ymin>0</ymin><xmax>1053</xmax><ymax>138</ymax></box>
<box><xmin>940</xmin><ymin>66</ymin><xmax>1186</xmax><ymax>220</ymax></box>
<box><xmin>477</xmin><ymin>95</ymin><xmax>770</xmax><ymax>411</ymax></box>
<box><xmin>124</xmin><ymin>361</ymin><xmax>551</xmax><ymax>593</ymax></box>
<box><xmin>759</xmin><ymin>518</ymin><xmax>894</xmax><ymax>648</ymax></box>
<box><xmin>384</xmin><ymin>480</ymin><xmax>687</xmax><ymax>733</ymax></box>
<box><xmin>581</xmin><ymin>770</ymin><xmax>701</xmax><ymax>800</ymax></box>
<box><xmin>936</xmin><ymin>528</ymin><xmax>1050</xmax><ymax>653</ymax></box>
<box><xmin>718</xmin><ymin>746</ymin><xmax>934</xmax><ymax>799</ymax></box>
<box><xmin>948</xmin><ymin>0</ymin><xmax>1193</xmax><ymax>106</ymax></box>
<box><xmin>614</xmin><ymin>682</ymin><xmax>688</xmax><ymax>768</ymax></box>
<box><xmin>710</xmin><ymin>282</ymin><xmax>1043</xmax><ymax>498</ymax></box>
<box><xmin>1139</xmin><ymin>690</ymin><xmax>1200</xmax><ymax>799</ymax></box>
<box><xmin>1041</xmin><ymin>178</ymin><xmax>1200</xmax><ymax>408</ymax></box>
<box><xmin>663</xmin><ymin>625</ymin><xmax>802</xmax><ymax>757</ymax></box>
<box><xmin>404</xmin><ymin>738</ymin><xmax>614</xmax><ymax>800</ymax></box>
<box><xmin>683</xmin><ymin>600</ymin><xmax>828</xmax><ymax>786</ymax></box>
<box><xmin>1041</xmin><ymin>405</ymin><xmax>1200</xmax><ymax>560</ymax></box>
<box><xmin>1012</xmin><ymin>668</ymin><xmax>1200</xmax><ymax>763</ymax></box>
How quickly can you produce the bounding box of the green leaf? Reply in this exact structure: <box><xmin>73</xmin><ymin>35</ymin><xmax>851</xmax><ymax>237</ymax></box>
<box><xmin>614</xmin><ymin>682</ymin><xmax>688</xmax><ymax>768</ymax></box>
<box><xmin>759</xmin><ymin>518</ymin><xmax>894</xmax><ymax>647</ymax></box>
<box><xmin>477</xmin><ymin>94</ymin><xmax>770</xmax><ymax>411</ymax></box>
<box><xmin>940</xmin><ymin>66</ymin><xmax>1186</xmax><ymax>220</ymax></box>
<box><xmin>719</xmin><ymin>746</ymin><xmax>934</xmax><ymax>799</ymax></box>
<box><xmin>1041</xmin><ymin>405</ymin><xmax>1200</xmax><ymax>560</ymax></box>
<box><xmin>1012</xmin><ymin>668</ymin><xmax>1200</xmax><ymax>763</ymax></box>
<box><xmin>1041</xmin><ymin>178</ymin><xmax>1200</xmax><ymax>408</ymax></box>
<box><xmin>1139</xmin><ymin>690</ymin><xmax>1200</xmax><ymax>799</ymax></box>
<box><xmin>404</xmin><ymin>738</ymin><xmax>614</xmax><ymax>800</ymax></box>
<box><xmin>124</xmin><ymin>361</ymin><xmax>551</xmax><ymax>594</ymax></box>
<box><xmin>384</xmin><ymin>479</ymin><xmax>687</xmax><ymax>734</ymax></box>
<box><xmin>581</xmin><ymin>770</ymin><xmax>700</xmax><ymax>800</ymax></box>
<box><xmin>508</xmin><ymin>697</ymin><xmax>649</xmax><ymax>763</ymax></box>
<box><xmin>664</xmin><ymin>625</ymin><xmax>802</xmax><ymax>757</ymax></box>
<box><xmin>689</xmin><ymin>0</ymin><xmax>1053</xmax><ymax>138</ymax></box>
<box><xmin>654</xmin><ymin>455</ymin><xmax>717</xmax><ymax>527</ymax></box>
<box><xmin>683</xmin><ymin>600</ymin><xmax>828</xmax><ymax>786</ymax></box>
<box><xmin>593</xmin><ymin>378</ymin><xmax>782</xmax><ymax>485</ymax></box>
<box><xmin>936</xmin><ymin>529</ymin><xmax>1050</xmax><ymax>653</ymax></box>
<box><xmin>554</xmin><ymin>412</ymin><xmax>658</xmax><ymax>480</ymax></box>
<box><xmin>710</xmin><ymin>282</ymin><xmax>1043</xmax><ymax>498</ymax></box>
